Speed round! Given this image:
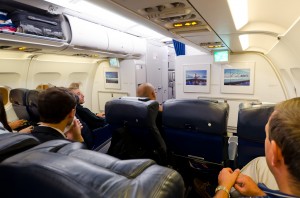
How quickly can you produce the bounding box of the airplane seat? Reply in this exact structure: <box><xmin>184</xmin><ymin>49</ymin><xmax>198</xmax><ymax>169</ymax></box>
<box><xmin>0</xmin><ymin>133</ymin><xmax>40</xmax><ymax>162</ymax></box>
<box><xmin>105</xmin><ymin>98</ymin><xmax>167</xmax><ymax>165</ymax></box>
<box><xmin>9</xmin><ymin>88</ymin><xmax>30</xmax><ymax>121</ymax></box>
<box><xmin>0</xmin><ymin>140</ymin><xmax>185</xmax><ymax>198</ymax></box>
<box><xmin>92</xmin><ymin>124</ymin><xmax>113</xmax><ymax>150</ymax></box>
<box><xmin>162</xmin><ymin>99</ymin><xmax>229</xmax><ymax>172</ymax></box>
<box><xmin>237</xmin><ymin>103</ymin><xmax>275</xmax><ymax>168</ymax></box>
<box><xmin>0</xmin><ymin>86</ymin><xmax>10</xmax><ymax>105</ymax></box>
<box><xmin>26</xmin><ymin>89</ymin><xmax>41</xmax><ymax>123</ymax></box>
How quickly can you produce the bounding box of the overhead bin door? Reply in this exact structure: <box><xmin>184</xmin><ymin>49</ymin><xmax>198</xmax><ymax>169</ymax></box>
<box><xmin>66</xmin><ymin>15</ymin><xmax>109</xmax><ymax>51</ymax></box>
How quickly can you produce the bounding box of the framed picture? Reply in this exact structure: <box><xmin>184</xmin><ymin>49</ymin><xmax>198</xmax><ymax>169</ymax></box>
<box><xmin>104</xmin><ymin>67</ymin><xmax>121</xmax><ymax>89</ymax></box>
<box><xmin>221</xmin><ymin>62</ymin><xmax>255</xmax><ymax>94</ymax></box>
<box><xmin>183</xmin><ymin>64</ymin><xmax>210</xmax><ymax>93</ymax></box>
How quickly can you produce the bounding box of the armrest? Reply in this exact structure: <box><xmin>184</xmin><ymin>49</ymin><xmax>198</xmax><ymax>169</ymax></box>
<box><xmin>228</xmin><ymin>136</ymin><xmax>238</xmax><ymax>169</ymax></box>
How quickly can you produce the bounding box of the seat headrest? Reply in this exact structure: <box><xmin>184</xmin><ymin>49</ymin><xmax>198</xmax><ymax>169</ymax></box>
<box><xmin>239</xmin><ymin>101</ymin><xmax>262</xmax><ymax>109</ymax></box>
<box><xmin>1</xmin><ymin>150</ymin><xmax>184</xmax><ymax>198</ymax></box>
<box><xmin>163</xmin><ymin>99</ymin><xmax>229</xmax><ymax>135</ymax></box>
<box><xmin>24</xmin><ymin>139</ymin><xmax>73</xmax><ymax>153</ymax></box>
<box><xmin>120</xmin><ymin>96</ymin><xmax>150</xmax><ymax>102</ymax></box>
<box><xmin>9</xmin><ymin>88</ymin><xmax>28</xmax><ymax>105</ymax></box>
<box><xmin>105</xmin><ymin>99</ymin><xmax>159</xmax><ymax>127</ymax></box>
<box><xmin>26</xmin><ymin>89</ymin><xmax>40</xmax><ymax>105</ymax></box>
<box><xmin>58</xmin><ymin>148</ymin><xmax>156</xmax><ymax>178</ymax></box>
<box><xmin>26</xmin><ymin>89</ymin><xmax>41</xmax><ymax>122</ymax></box>
<box><xmin>1</xmin><ymin>151</ymin><xmax>104</xmax><ymax>198</ymax></box>
<box><xmin>237</xmin><ymin>104</ymin><xmax>275</xmax><ymax>140</ymax></box>
<box><xmin>0</xmin><ymin>133</ymin><xmax>40</xmax><ymax>161</ymax></box>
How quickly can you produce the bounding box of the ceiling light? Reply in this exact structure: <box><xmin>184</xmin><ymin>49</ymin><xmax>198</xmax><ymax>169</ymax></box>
<box><xmin>227</xmin><ymin>0</ymin><xmax>248</xmax><ymax>30</ymax></box>
<box><xmin>239</xmin><ymin>34</ymin><xmax>249</xmax><ymax>50</ymax></box>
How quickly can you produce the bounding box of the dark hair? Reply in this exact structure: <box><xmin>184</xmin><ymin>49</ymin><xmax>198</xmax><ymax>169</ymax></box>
<box><xmin>38</xmin><ymin>87</ymin><xmax>76</xmax><ymax>124</ymax></box>
<box><xmin>268</xmin><ymin>97</ymin><xmax>300</xmax><ymax>185</ymax></box>
<box><xmin>0</xmin><ymin>94</ymin><xmax>12</xmax><ymax>132</ymax></box>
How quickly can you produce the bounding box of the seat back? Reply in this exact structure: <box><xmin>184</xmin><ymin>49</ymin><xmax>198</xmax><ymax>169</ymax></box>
<box><xmin>0</xmin><ymin>133</ymin><xmax>40</xmax><ymax>162</ymax></box>
<box><xmin>9</xmin><ymin>88</ymin><xmax>30</xmax><ymax>120</ymax></box>
<box><xmin>237</xmin><ymin>103</ymin><xmax>275</xmax><ymax>168</ymax></box>
<box><xmin>162</xmin><ymin>99</ymin><xmax>229</xmax><ymax>165</ymax></box>
<box><xmin>105</xmin><ymin>98</ymin><xmax>167</xmax><ymax>165</ymax></box>
<box><xmin>26</xmin><ymin>89</ymin><xmax>41</xmax><ymax>123</ymax></box>
<box><xmin>0</xmin><ymin>140</ymin><xmax>184</xmax><ymax>198</ymax></box>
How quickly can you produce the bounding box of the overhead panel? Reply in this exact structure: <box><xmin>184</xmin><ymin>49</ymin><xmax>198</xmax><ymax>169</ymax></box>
<box><xmin>111</xmin><ymin>0</ymin><xmax>227</xmax><ymax>51</ymax></box>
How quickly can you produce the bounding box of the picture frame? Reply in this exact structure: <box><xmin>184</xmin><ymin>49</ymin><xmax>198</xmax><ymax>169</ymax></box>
<box><xmin>183</xmin><ymin>64</ymin><xmax>210</xmax><ymax>93</ymax></box>
<box><xmin>104</xmin><ymin>67</ymin><xmax>121</xmax><ymax>89</ymax></box>
<box><xmin>221</xmin><ymin>62</ymin><xmax>255</xmax><ymax>94</ymax></box>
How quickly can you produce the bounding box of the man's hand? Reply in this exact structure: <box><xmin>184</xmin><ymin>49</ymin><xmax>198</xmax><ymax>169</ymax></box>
<box><xmin>234</xmin><ymin>173</ymin><xmax>266</xmax><ymax>196</ymax></box>
<box><xmin>9</xmin><ymin>119</ymin><xmax>26</xmax><ymax>130</ymax></box>
<box><xmin>19</xmin><ymin>125</ymin><xmax>33</xmax><ymax>133</ymax></box>
<box><xmin>218</xmin><ymin>168</ymin><xmax>240</xmax><ymax>190</ymax></box>
<box><xmin>65</xmin><ymin>119</ymin><xmax>84</xmax><ymax>142</ymax></box>
<box><xmin>96</xmin><ymin>112</ymin><xmax>105</xmax><ymax>118</ymax></box>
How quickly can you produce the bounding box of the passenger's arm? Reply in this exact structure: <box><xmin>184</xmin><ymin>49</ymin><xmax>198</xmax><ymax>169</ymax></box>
<box><xmin>234</xmin><ymin>173</ymin><xmax>266</xmax><ymax>196</ymax></box>
<box><xmin>76</xmin><ymin>106</ymin><xmax>106</xmax><ymax>130</ymax></box>
<box><xmin>18</xmin><ymin>125</ymin><xmax>33</xmax><ymax>133</ymax></box>
<box><xmin>9</xmin><ymin>119</ymin><xmax>25</xmax><ymax>130</ymax></box>
<box><xmin>96</xmin><ymin>112</ymin><xmax>105</xmax><ymax>118</ymax></box>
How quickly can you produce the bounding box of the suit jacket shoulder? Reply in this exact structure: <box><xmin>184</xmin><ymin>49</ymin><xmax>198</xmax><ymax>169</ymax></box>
<box><xmin>31</xmin><ymin>126</ymin><xmax>66</xmax><ymax>143</ymax></box>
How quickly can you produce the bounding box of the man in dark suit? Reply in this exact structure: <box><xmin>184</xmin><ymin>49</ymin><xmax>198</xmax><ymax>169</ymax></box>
<box><xmin>31</xmin><ymin>87</ymin><xmax>84</xmax><ymax>143</ymax></box>
<box><xmin>68</xmin><ymin>87</ymin><xmax>106</xmax><ymax>131</ymax></box>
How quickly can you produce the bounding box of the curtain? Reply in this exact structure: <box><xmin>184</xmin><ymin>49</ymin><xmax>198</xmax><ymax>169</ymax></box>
<box><xmin>172</xmin><ymin>39</ymin><xmax>185</xmax><ymax>56</ymax></box>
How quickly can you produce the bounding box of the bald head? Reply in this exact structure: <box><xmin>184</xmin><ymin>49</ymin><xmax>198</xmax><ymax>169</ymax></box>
<box><xmin>137</xmin><ymin>83</ymin><xmax>156</xmax><ymax>100</ymax></box>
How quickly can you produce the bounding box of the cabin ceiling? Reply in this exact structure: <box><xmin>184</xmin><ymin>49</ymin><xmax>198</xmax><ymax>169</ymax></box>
<box><xmin>9</xmin><ymin>0</ymin><xmax>300</xmax><ymax>55</ymax></box>
<box><xmin>95</xmin><ymin>0</ymin><xmax>300</xmax><ymax>54</ymax></box>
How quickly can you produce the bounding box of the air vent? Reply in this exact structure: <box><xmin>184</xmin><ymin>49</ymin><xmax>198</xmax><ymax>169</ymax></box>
<box><xmin>171</xmin><ymin>2</ymin><xmax>185</xmax><ymax>8</ymax></box>
<box><xmin>143</xmin><ymin>2</ymin><xmax>185</xmax><ymax>14</ymax></box>
<box><xmin>141</xmin><ymin>2</ymin><xmax>190</xmax><ymax>19</ymax></box>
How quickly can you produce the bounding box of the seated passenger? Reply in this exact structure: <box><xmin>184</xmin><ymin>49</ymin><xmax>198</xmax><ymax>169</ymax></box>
<box><xmin>31</xmin><ymin>87</ymin><xmax>84</xmax><ymax>143</ymax></box>
<box><xmin>231</xmin><ymin>156</ymin><xmax>278</xmax><ymax>196</ymax></box>
<box><xmin>136</xmin><ymin>83</ymin><xmax>163</xmax><ymax>133</ymax></box>
<box><xmin>137</xmin><ymin>83</ymin><xmax>162</xmax><ymax>111</ymax></box>
<box><xmin>215</xmin><ymin>97</ymin><xmax>300</xmax><ymax>198</ymax></box>
<box><xmin>68</xmin><ymin>84</ymin><xmax>106</xmax><ymax>131</ymax></box>
<box><xmin>0</xmin><ymin>95</ymin><xmax>32</xmax><ymax>134</ymax></box>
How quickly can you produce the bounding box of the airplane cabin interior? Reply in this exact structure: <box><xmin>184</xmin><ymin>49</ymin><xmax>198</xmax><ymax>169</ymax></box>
<box><xmin>0</xmin><ymin>0</ymin><xmax>299</xmax><ymax>197</ymax></box>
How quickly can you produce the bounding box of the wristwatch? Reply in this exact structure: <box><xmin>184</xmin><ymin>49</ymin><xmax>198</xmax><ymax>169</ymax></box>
<box><xmin>215</xmin><ymin>185</ymin><xmax>230</xmax><ymax>197</ymax></box>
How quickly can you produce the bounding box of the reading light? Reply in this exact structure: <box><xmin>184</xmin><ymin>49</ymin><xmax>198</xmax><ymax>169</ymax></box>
<box><xmin>227</xmin><ymin>0</ymin><xmax>248</xmax><ymax>30</ymax></box>
<box><xmin>174</xmin><ymin>23</ymin><xmax>183</xmax><ymax>27</ymax></box>
<box><xmin>173</xmin><ymin>21</ymin><xmax>198</xmax><ymax>28</ymax></box>
<box><xmin>239</xmin><ymin>34</ymin><xmax>249</xmax><ymax>50</ymax></box>
<box><xmin>18</xmin><ymin>47</ymin><xmax>26</xmax><ymax>51</ymax></box>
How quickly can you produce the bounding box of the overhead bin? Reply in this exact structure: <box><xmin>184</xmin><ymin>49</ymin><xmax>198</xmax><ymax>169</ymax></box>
<box><xmin>66</xmin><ymin>15</ymin><xmax>109</xmax><ymax>51</ymax></box>
<box><xmin>0</xmin><ymin>1</ymin><xmax>69</xmax><ymax>53</ymax></box>
<box><xmin>0</xmin><ymin>31</ymin><xmax>68</xmax><ymax>53</ymax></box>
<box><xmin>64</xmin><ymin>14</ymin><xmax>146</xmax><ymax>57</ymax></box>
